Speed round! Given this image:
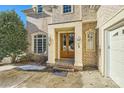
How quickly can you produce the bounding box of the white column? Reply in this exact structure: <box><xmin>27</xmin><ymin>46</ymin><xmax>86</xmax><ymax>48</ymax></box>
<box><xmin>74</xmin><ymin>22</ymin><xmax>83</xmax><ymax>67</ymax></box>
<box><xmin>48</xmin><ymin>25</ymin><xmax>56</xmax><ymax>64</ymax></box>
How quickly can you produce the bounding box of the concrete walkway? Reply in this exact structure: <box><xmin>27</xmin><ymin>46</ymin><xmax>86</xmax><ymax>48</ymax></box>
<box><xmin>0</xmin><ymin>68</ymin><xmax>119</xmax><ymax>88</ymax></box>
<box><xmin>0</xmin><ymin>65</ymin><xmax>17</xmax><ymax>72</ymax></box>
<box><xmin>80</xmin><ymin>70</ymin><xmax>119</xmax><ymax>88</ymax></box>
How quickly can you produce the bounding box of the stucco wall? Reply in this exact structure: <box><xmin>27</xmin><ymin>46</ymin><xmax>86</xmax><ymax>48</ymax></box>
<box><xmin>82</xmin><ymin>6</ymin><xmax>97</xmax><ymax>22</ymax></box>
<box><xmin>52</xmin><ymin>5</ymin><xmax>81</xmax><ymax>24</ymax></box>
<box><xmin>49</xmin><ymin>5</ymin><xmax>98</xmax><ymax>24</ymax></box>
<box><xmin>97</xmin><ymin>5</ymin><xmax>124</xmax><ymax>75</ymax></box>
<box><xmin>27</xmin><ymin>16</ymin><xmax>52</xmax><ymax>33</ymax></box>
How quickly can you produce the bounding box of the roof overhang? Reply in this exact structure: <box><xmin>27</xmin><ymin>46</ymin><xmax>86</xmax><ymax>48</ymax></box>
<box><xmin>22</xmin><ymin>7</ymin><xmax>51</xmax><ymax>18</ymax></box>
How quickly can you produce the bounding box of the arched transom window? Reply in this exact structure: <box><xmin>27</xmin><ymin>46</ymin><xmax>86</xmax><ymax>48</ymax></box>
<box><xmin>34</xmin><ymin>34</ymin><xmax>46</xmax><ymax>54</ymax></box>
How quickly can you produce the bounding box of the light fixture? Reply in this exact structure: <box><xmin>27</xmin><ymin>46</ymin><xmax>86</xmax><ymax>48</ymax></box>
<box><xmin>77</xmin><ymin>36</ymin><xmax>81</xmax><ymax>41</ymax></box>
<box><xmin>76</xmin><ymin>36</ymin><xmax>81</xmax><ymax>48</ymax></box>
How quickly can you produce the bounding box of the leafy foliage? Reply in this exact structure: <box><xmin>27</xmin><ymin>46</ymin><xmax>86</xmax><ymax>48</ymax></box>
<box><xmin>0</xmin><ymin>10</ymin><xmax>28</xmax><ymax>61</ymax></box>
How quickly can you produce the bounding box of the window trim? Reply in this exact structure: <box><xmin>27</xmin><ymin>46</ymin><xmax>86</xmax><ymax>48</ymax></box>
<box><xmin>32</xmin><ymin>33</ymin><xmax>47</xmax><ymax>55</ymax></box>
<box><xmin>62</xmin><ymin>5</ymin><xmax>74</xmax><ymax>14</ymax></box>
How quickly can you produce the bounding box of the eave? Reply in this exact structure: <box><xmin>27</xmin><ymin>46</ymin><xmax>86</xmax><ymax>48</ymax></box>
<box><xmin>22</xmin><ymin>7</ymin><xmax>51</xmax><ymax>18</ymax></box>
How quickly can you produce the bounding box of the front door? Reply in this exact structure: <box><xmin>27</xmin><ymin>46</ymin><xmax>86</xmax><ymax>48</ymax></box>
<box><xmin>60</xmin><ymin>33</ymin><xmax>75</xmax><ymax>58</ymax></box>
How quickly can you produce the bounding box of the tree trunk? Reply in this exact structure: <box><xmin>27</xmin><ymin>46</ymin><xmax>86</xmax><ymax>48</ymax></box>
<box><xmin>11</xmin><ymin>54</ymin><xmax>16</xmax><ymax>63</ymax></box>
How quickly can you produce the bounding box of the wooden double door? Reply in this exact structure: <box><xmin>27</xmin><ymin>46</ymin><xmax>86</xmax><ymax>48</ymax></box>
<box><xmin>60</xmin><ymin>33</ymin><xmax>75</xmax><ymax>58</ymax></box>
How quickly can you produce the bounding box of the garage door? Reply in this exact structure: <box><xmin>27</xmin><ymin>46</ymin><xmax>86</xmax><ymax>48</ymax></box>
<box><xmin>109</xmin><ymin>26</ymin><xmax>124</xmax><ymax>87</ymax></box>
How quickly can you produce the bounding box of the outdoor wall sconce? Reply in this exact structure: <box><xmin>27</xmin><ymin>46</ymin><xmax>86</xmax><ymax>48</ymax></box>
<box><xmin>76</xmin><ymin>36</ymin><xmax>81</xmax><ymax>48</ymax></box>
<box><xmin>48</xmin><ymin>36</ymin><xmax>51</xmax><ymax>46</ymax></box>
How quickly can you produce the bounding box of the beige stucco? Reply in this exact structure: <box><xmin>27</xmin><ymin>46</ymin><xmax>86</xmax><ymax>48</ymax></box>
<box><xmin>48</xmin><ymin>21</ymin><xmax>83</xmax><ymax>67</ymax></box>
<box><xmin>51</xmin><ymin>5</ymin><xmax>98</xmax><ymax>24</ymax></box>
<box><xmin>27</xmin><ymin>16</ymin><xmax>52</xmax><ymax>33</ymax></box>
<box><xmin>52</xmin><ymin>5</ymin><xmax>82</xmax><ymax>24</ymax></box>
<box><xmin>81</xmin><ymin>6</ymin><xmax>97</xmax><ymax>22</ymax></box>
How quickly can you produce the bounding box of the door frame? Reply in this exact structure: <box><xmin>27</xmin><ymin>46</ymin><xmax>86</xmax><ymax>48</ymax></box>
<box><xmin>105</xmin><ymin>30</ymin><xmax>111</xmax><ymax>77</ymax></box>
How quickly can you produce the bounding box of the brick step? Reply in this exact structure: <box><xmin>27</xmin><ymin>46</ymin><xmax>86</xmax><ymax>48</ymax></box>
<box><xmin>53</xmin><ymin>66</ymin><xmax>74</xmax><ymax>72</ymax></box>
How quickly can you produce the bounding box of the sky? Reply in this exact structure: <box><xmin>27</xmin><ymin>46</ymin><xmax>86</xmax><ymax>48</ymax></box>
<box><xmin>0</xmin><ymin>5</ymin><xmax>31</xmax><ymax>26</ymax></box>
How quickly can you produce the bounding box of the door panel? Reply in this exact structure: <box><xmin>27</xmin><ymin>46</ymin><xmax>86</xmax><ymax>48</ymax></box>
<box><xmin>60</xmin><ymin>33</ymin><xmax>74</xmax><ymax>58</ymax></box>
<box><xmin>109</xmin><ymin>26</ymin><xmax>124</xmax><ymax>87</ymax></box>
<box><xmin>60</xmin><ymin>33</ymin><xmax>67</xmax><ymax>58</ymax></box>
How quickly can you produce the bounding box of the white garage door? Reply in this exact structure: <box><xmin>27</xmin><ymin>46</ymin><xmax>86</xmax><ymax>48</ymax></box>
<box><xmin>109</xmin><ymin>26</ymin><xmax>124</xmax><ymax>87</ymax></box>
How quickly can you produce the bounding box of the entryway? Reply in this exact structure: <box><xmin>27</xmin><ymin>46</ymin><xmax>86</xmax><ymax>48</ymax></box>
<box><xmin>54</xmin><ymin>28</ymin><xmax>75</xmax><ymax>71</ymax></box>
<box><xmin>48</xmin><ymin>22</ymin><xmax>83</xmax><ymax>69</ymax></box>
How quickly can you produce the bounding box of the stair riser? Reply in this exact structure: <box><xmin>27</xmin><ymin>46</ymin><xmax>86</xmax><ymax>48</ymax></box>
<box><xmin>53</xmin><ymin>68</ymin><xmax>74</xmax><ymax>72</ymax></box>
<box><xmin>55</xmin><ymin>66</ymin><xmax>74</xmax><ymax>69</ymax></box>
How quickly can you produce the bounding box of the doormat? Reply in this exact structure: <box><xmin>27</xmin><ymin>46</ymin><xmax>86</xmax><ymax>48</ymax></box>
<box><xmin>53</xmin><ymin>69</ymin><xmax>68</xmax><ymax>77</ymax></box>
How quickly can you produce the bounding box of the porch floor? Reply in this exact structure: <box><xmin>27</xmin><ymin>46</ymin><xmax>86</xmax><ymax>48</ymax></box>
<box><xmin>55</xmin><ymin>58</ymin><xmax>74</xmax><ymax>65</ymax></box>
<box><xmin>54</xmin><ymin>58</ymin><xmax>75</xmax><ymax>71</ymax></box>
